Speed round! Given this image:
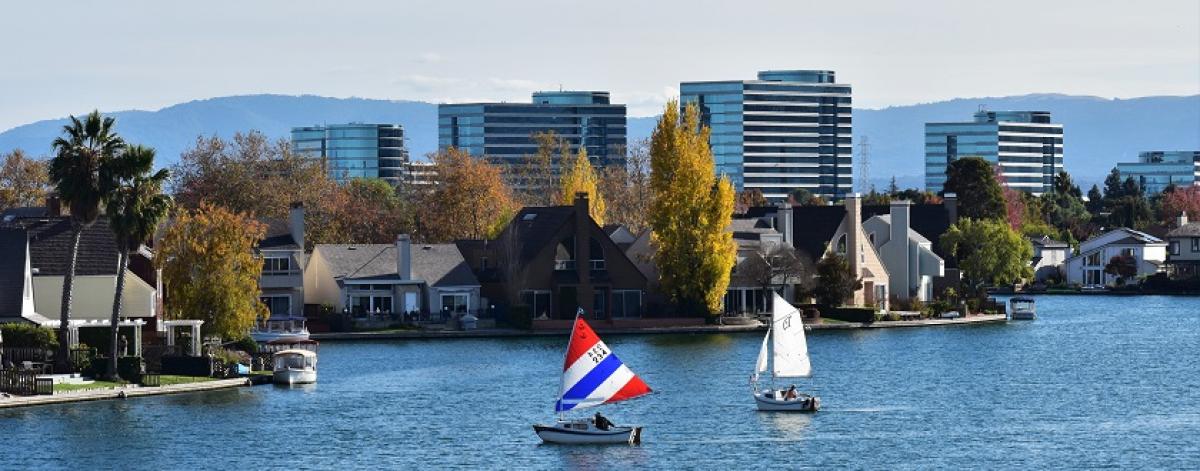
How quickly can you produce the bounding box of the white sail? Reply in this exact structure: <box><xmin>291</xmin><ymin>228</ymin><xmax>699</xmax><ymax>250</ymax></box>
<box><xmin>755</xmin><ymin>329</ymin><xmax>770</xmax><ymax>375</ymax></box>
<box><xmin>770</xmin><ymin>292</ymin><xmax>811</xmax><ymax>378</ymax></box>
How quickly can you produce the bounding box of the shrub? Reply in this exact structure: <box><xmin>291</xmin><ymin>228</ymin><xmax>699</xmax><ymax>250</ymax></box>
<box><xmin>0</xmin><ymin>323</ymin><xmax>58</xmax><ymax>349</ymax></box>
<box><xmin>228</xmin><ymin>336</ymin><xmax>259</xmax><ymax>354</ymax></box>
<box><xmin>118</xmin><ymin>356</ymin><xmax>144</xmax><ymax>381</ymax></box>
<box><xmin>823</xmin><ymin>306</ymin><xmax>875</xmax><ymax>323</ymax></box>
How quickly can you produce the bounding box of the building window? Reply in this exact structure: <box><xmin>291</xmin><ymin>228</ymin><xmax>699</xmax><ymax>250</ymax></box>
<box><xmin>520</xmin><ymin>290</ymin><xmax>553</xmax><ymax>319</ymax></box>
<box><xmin>589</xmin><ymin>238</ymin><xmax>606</xmax><ymax>270</ymax></box>
<box><xmin>351</xmin><ymin>295</ymin><xmax>393</xmax><ymax>314</ymax></box>
<box><xmin>612</xmin><ymin>291</ymin><xmax>642</xmax><ymax>318</ymax></box>
<box><xmin>1121</xmin><ymin>248</ymin><xmax>1135</xmax><ymax>257</ymax></box>
<box><xmin>1170</xmin><ymin>241</ymin><xmax>1180</xmax><ymax>256</ymax></box>
<box><xmin>835</xmin><ymin>234</ymin><xmax>847</xmax><ymax>255</ymax></box>
<box><xmin>260</xmin><ymin>296</ymin><xmax>291</xmax><ymax>318</ymax></box>
<box><xmin>1084</xmin><ymin>269</ymin><xmax>1103</xmax><ymax>286</ymax></box>
<box><xmin>1083</xmin><ymin>252</ymin><xmax>1102</xmax><ymax>266</ymax></box>
<box><xmin>440</xmin><ymin>293</ymin><xmax>470</xmax><ymax>315</ymax></box>
<box><xmin>262</xmin><ymin>256</ymin><xmax>291</xmax><ymax>274</ymax></box>
<box><xmin>1192</xmin><ymin>238</ymin><xmax>1199</xmax><ymax>252</ymax></box>
<box><xmin>554</xmin><ymin>238</ymin><xmax>576</xmax><ymax>270</ymax></box>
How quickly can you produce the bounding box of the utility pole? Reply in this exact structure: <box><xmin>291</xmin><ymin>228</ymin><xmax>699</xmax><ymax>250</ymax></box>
<box><xmin>857</xmin><ymin>136</ymin><xmax>871</xmax><ymax>193</ymax></box>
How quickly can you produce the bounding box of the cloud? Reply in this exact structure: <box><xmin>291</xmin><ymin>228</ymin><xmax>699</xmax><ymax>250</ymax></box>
<box><xmin>390</xmin><ymin>75</ymin><xmax>549</xmax><ymax>103</ymax></box>
<box><xmin>416</xmin><ymin>52</ymin><xmax>443</xmax><ymax>63</ymax></box>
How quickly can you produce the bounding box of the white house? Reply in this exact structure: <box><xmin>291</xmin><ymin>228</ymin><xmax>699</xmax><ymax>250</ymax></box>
<box><xmin>863</xmin><ymin>200</ymin><xmax>944</xmax><ymax>302</ymax></box>
<box><xmin>1063</xmin><ymin>228</ymin><xmax>1166</xmax><ymax>287</ymax></box>
<box><xmin>1029</xmin><ymin>235</ymin><xmax>1071</xmax><ymax>282</ymax></box>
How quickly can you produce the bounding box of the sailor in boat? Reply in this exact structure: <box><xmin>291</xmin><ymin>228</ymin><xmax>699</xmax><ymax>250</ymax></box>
<box><xmin>784</xmin><ymin>385</ymin><xmax>798</xmax><ymax>400</ymax></box>
<box><xmin>594</xmin><ymin>412</ymin><xmax>613</xmax><ymax>431</ymax></box>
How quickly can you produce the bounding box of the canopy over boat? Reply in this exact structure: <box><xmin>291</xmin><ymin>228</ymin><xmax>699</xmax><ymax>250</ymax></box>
<box><xmin>756</xmin><ymin>292</ymin><xmax>812</xmax><ymax>379</ymax></box>
<box><xmin>554</xmin><ymin>315</ymin><xmax>651</xmax><ymax>413</ymax></box>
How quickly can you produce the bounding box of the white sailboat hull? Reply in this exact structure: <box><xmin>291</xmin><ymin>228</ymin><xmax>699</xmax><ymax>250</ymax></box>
<box><xmin>754</xmin><ymin>391</ymin><xmax>820</xmax><ymax>412</ymax></box>
<box><xmin>273</xmin><ymin>368</ymin><xmax>316</xmax><ymax>385</ymax></box>
<box><xmin>533</xmin><ymin>420</ymin><xmax>642</xmax><ymax>445</ymax></box>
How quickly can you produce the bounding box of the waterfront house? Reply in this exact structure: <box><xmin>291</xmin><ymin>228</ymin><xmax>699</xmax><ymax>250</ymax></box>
<box><xmin>1164</xmin><ymin>213</ymin><xmax>1200</xmax><ymax>279</ymax></box>
<box><xmin>1063</xmin><ymin>228</ymin><xmax>1166</xmax><ymax>287</ymax></box>
<box><xmin>725</xmin><ymin>209</ymin><xmax>792</xmax><ymax>315</ymax></box>
<box><xmin>1028</xmin><ymin>235</ymin><xmax>1071</xmax><ymax>282</ymax></box>
<box><xmin>256</xmin><ymin>203</ymin><xmax>306</xmax><ymax>319</ymax></box>
<box><xmin>862</xmin><ymin>200</ymin><xmax>945</xmax><ymax>302</ymax></box>
<box><xmin>457</xmin><ymin>193</ymin><xmax>648</xmax><ymax>321</ymax></box>
<box><xmin>303</xmin><ymin>236</ymin><xmax>481</xmax><ymax>319</ymax></box>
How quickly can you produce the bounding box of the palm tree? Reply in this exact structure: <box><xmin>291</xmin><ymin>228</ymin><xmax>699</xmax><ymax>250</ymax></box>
<box><xmin>102</xmin><ymin>145</ymin><xmax>171</xmax><ymax>380</ymax></box>
<box><xmin>48</xmin><ymin>111</ymin><xmax>125</xmax><ymax>372</ymax></box>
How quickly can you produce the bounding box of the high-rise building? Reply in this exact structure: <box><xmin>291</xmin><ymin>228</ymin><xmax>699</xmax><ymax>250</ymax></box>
<box><xmin>291</xmin><ymin>123</ymin><xmax>409</xmax><ymax>184</ymax></box>
<box><xmin>680</xmin><ymin>70</ymin><xmax>852</xmax><ymax>202</ymax></box>
<box><xmin>437</xmin><ymin>91</ymin><xmax>627</xmax><ymax>169</ymax></box>
<box><xmin>1116</xmin><ymin>151</ymin><xmax>1200</xmax><ymax>195</ymax></box>
<box><xmin>925</xmin><ymin>111</ymin><xmax>1063</xmax><ymax>195</ymax></box>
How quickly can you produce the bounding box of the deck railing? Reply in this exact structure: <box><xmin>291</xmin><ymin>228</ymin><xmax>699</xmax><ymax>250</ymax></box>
<box><xmin>0</xmin><ymin>369</ymin><xmax>52</xmax><ymax>396</ymax></box>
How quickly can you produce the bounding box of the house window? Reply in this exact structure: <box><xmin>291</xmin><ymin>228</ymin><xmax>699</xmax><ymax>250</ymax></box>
<box><xmin>1121</xmin><ymin>248</ymin><xmax>1135</xmax><ymax>257</ymax></box>
<box><xmin>868</xmin><ymin>232</ymin><xmax>875</xmax><ymax>245</ymax></box>
<box><xmin>440</xmin><ymin>293</ymin><xmax>470</xmax><ymax>314</ymax></box>
<box><xmin>592</xmin><ymin>291</ymin><xmax>606</xmax><ymax>319</ymax></box>
<box><xmin>351</xmin><ymin>295</ymin><xmax>393</xmax><ymax>314</ymax></box>
<box><xmin>520</xmin><ymin>290</ymin><xmax>553</xmax><ymax>319</ymax></box>
<box><xmin>260</xmin><ymin>296</ymin><xmax>291</xmax><ymax>318</ymax></box>
<box><xmin>554</xmin><ymin>238</ymin><xmax>576</xmax><ymax>270</ymax></box>
<box><xmin>1084</xmin><ymin>269</ymin><xmax>1103</xmax><ymax>286</ymax></box>
<box><xmin>835</xmin><ymin>234</ymin><xmax>847</xmax><ymax>254</ymax></box>
<box><xmin>262</xmin><ymin>256</ymin><xmax>291</xmax><ymax>274</ymax></box>
<box><xmin>589</xmin><ymin>238</ymin><xmax>606</xmax><ymax>270</ymax></box>
<box><xmin>1083</xmin><ymin>252</ymin><xmax>1102</xmax><ymax>267</ymax></box>
<box><xmin>1192</xmin><ymin>238</ymin><xmax>1199</xmax><ymax>252</ymax></box>
<box><xmin>612</xmin><ymin>290</ymin><xmax>643</xmax><ymax>319</ymax></box>
<box><xmin>1170</xmin><ymin>241</ymin><xmax>1180</xmax><ymax>256</ymax></box>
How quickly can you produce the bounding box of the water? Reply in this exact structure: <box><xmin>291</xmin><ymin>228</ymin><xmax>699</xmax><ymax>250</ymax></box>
<box><xmin>3</xmin><ymin>295</ymin><xmax>1199</xmax><ymax>469</ymax></box>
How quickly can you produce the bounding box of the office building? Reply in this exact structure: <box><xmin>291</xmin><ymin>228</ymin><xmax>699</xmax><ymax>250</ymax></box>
<box><xmin>925</xmin><ymin>111</ymin><xmax>1063</xmax><ymax>195</ymax></box>
<box><xmin>437</xmin><ymin>91</ymin><xmax>627</xmax><ymax>169</ymax></box>
<box><xmin>1116</xmin><ymin>151</ymin><xmax>1200</xmax><ymax>195</ymax></box>
<box><xmin>291</xmin><ymin>123</ymin><xmax>410</xmax><ymax>184</ymax></box>
<box><xmin>680</xmin><ymin>70</ymin><xmax>852</xmax><ymax>202</ymax></box>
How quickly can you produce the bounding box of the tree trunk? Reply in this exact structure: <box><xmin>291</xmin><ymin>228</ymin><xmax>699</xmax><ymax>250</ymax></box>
<box><xmin>55</xmin><ymin>225</ymin><xmax>83</xmax><ymax>373</ymax></box>
<box><xmin>107</xmin><ymin>250</ymin><xmax>128</xmax><ymax>381</ymax></box>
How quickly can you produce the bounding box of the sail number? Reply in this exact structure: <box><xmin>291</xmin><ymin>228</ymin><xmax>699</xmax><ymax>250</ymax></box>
<box><xmin>781</xmin><ymin>315</ymin><xmax>792</xmax><ymax>331</ymax></box>
<box><xmin>585</xmin><ymin>345</ymin><xmax>609</xmax><ymax>364</ymax></box>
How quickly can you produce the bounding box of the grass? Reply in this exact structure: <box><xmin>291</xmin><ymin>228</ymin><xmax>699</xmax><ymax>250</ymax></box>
<box><xmin>817</xmin><ymin>318</ymin><xmax>848</xmax><ymax>324</ymax></box>
<box><xmin>157</xmin><ymin>375</ymin><xmax>217</xmax><ymax>386</ymax></box>
<box><xmin>53</xmin><ymin>380</ymin><xmax>125</xmax><ymax>393</ymax></box>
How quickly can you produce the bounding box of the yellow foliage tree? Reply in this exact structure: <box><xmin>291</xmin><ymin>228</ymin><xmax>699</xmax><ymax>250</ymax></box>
<box><xmin>559</xmin><ymin>147</ymin><xmax>606</xmax><ymax>224</ymax></box>
<box><xmin>648</xmin><ymin>100</ymin><xmax>737</xmax><ymax>316</ymax></box>
<box><xmin>156</xmin><ymin>202</ymin><xmax>268</xmax><ymax>339</ymax></box>
<box><xmin>418</xmin><ymin>147</ymin><xmax>518</xmax><ymax>242</ymax></box>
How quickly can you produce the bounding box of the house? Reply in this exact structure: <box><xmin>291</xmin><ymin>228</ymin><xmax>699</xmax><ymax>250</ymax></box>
<box><xmin>725</xmin><ymin>212</ymin><xmax>791</xmax><ymax>314</ymax></box>
<box><xmin>458</xmin><ymin>193</ymin><xmax>648</xmax><ymax>321</ymax></box>
<box><xmin>1063</xmin><ymin>228</ymin><xmax>1166</xmax><ymax>287</ymax></box>
<box><xmin>0</xmin><ymin>212</ymin><xmax>160</xmax><ymax>329</ymax></box>
<box><xmin>1028</xmin><ymin>236</ymin><xmax>1071</xmax><ymax>282</ymax></box>
<box><xmin>1164</xmin><ymin>213</ymin><xmax>1200</xmax><ymax>279</ymax></box>
<box><xmin>862</xmin><ymin>200</ymin><xmax>945</xmax><ymax>302</ymax></box>
<box><xmin>782</xmin><ymin>194</ymin><xmax>891</xmax><ymax>309</ymax></box>
<box><xmin>303</xmin><ymin>235</ymin><xmax>481</xmax><ymax>318</ymax></box>
<box><xmin>257</xmin><ymin>203</ymin><xmax>306</xmax><ymax>319</ymax></box>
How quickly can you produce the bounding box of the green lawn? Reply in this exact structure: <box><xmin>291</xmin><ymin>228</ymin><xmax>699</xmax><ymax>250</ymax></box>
<box><xmin>53</xmin><ymin>380</ymin><xmax>125</xmax><ymax>393</ymax></box>
<box><xmin>157</xmin><ymin>375</ymin><xmax>217</xmax><ymax>386</ymax></box>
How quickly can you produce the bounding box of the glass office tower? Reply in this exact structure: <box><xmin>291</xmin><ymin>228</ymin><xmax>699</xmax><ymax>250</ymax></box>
<box><xmin>291</xmin><ymin>123</ymin><xmax>409</xmax><ymax>184</ymax></box>
<box><xmin>925</xmin><ymin>111</ymin><xmax>1063</xmax><ymax>195</ymax></box>
<box><xmin>437</xmin><ymin>91</ymin><xmax>627</xmax><ymax>169</ymax></box>
<box><xmin>1116</xmin><ymin>151</ymin><xmax>1200</xmax><ymax>195</ymax></box>
<box><xmin>680</xmin><ymin>70</ymin><xmax>852</xmax><ymax>201</ymax></box>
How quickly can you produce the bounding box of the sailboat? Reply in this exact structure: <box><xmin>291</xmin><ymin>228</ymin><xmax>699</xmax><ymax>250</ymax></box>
<box><xmin>533</xmin><ymin>311</ymin><xmax>652</xmax><ymax>445</ymax></box>
<box><xmin>751</xmin><ymin>292</ymin><xmax>820</xmax><ymax>412</ymax></box>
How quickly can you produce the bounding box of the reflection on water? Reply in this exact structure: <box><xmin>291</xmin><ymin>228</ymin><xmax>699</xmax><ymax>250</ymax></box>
<box><xmin>757</xmin><ymin>411</ymin><xmax>814</xmax><ymax>441</ymax></box>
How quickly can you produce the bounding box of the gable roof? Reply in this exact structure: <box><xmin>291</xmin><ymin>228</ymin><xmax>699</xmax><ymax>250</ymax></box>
<box><xmin>1</xmin><ymin>216</ymin><xmax>120</xmax><ymax>276</ymax></box>
<box><xmin>786</xmin><ymin>206</ymin><xmax>847</xmax><ymax>262</ymax></box>
<box><xmin>259</xmin><ymin>217</ymin><xmax>300</xmax><ymax>250</ymax></box>
<box><xmin>497</xmin><ymin>206</ymin><xmax>576</xmax><ymax>262</ymax></box>
<box><xmin>867</xmin><ymin>214</ymin><xmax>932</xmax><ymax>245</ymax></box>
<box><xmin>314</xmin><ymin>244</ymin><xmax>397</xmax><ymax>280</ymax></box>
<box><xmin>1029</xmin><ymin>235</ymin><xmax>1069</xmax><ymax>248</ymax></box>
<box><xmin>0</xmin><ymin>227</ymin><xmax>29</xmax><ymax>315</ymax></box>
<box><xmin>1166</xmin><ymin>222</ymin><xmax>1200</xmax><ymax>238</ymax></box>
<box><xmin>313</xmin><ymin>243</ymin><xmax>479</xmax><ymax>287</ymax></box>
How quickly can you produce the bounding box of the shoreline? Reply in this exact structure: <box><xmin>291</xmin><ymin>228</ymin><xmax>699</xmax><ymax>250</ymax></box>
<box><xmin>311</xmin><ymin>314</ymin><xmax>1008</xmax><ymax>341</ymax></box>
<box><xmin>0</xmin><ymin>378</ymin><xmax>251</xmax><ymax>410</ymax></box>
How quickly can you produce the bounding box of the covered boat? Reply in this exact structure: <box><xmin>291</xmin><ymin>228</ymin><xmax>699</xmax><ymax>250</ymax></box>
<box><xmin>751</xmin><ymin>293</ymin><xmax>820</xmax><ymax>412</ymax></box>
<box><xmin>1009</xmin><ymin>296</ymin><xmax>1036</xmax><ymax>320</ymax></box>
<box><xmin>273</xmin><ymin>349</ymin><xmax>317</xmax><ymax>385</ymax></box>
<box><xmin>533</xmin><ymin>310</ymin><xmax>651</xmax><ymax>445</ymax></box>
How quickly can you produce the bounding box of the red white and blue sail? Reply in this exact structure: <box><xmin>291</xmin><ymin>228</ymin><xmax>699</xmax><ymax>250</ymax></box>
<box><xmin>555</xmin><ymin>316</ymin><xmax>651</xmax><ymax>412</ymax></box>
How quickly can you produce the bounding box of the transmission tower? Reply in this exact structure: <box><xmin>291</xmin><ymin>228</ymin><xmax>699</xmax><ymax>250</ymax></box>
<box><xmin>857</xmin><ymin>136</ymin><xmax>871</xmax><ymax>193</ymax></box>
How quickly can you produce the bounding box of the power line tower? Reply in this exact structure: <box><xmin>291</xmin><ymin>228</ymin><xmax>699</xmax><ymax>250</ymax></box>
<box><xmin>857</xmin><ymin>135</ymin><xmax>871</xmax><ymax>193</ymax></box>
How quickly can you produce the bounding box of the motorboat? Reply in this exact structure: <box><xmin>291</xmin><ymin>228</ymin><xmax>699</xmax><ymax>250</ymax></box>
<box><xmin>250</xmin><ymin>317</ymin><xmax>310</xmax><ymax>343</ymax></box>
<box><xmin>1009</xmin><ymin>296</ymin><xmax>1036</xmax><ymax>320</ymax></box>
<box><xmin>751</xmin><ymin>293</ymin><xmax>820</xmax><ymax>412</ymax></box>
<box><xmin>272</xmin><ymin>349</ymin><xmax>317</xmax><ymax>385</ymax></box>
<box><xmin>533</xmin><ymin>309</ymin><xmax>651</xmax><ymax>445</ymax></box>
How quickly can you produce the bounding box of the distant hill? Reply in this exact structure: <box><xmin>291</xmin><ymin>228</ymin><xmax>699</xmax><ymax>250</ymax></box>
<box><xmin>2</xmin><ymin>93</ymin><xmax>1196</xmax><ymax>189</ymax></box>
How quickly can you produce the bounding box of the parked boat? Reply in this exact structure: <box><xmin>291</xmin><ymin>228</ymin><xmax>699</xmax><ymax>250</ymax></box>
<box><xmin>751</xmin><ymin>293</ymin><xmax>820</xmax><ymax>412</ymax></box>
<box><xmin>533</xmin><ymin>309</ymin><xmax>652</xmax><ymax>445</ymax></box>
<box><xmin>272</xmin><ymin>349</ymin><xmax>317</xmax><ymax>385</ymax></box>
<box><xmin>1009</xmin><ymin>296</ymin><xmax>1037</xmax><ymax>320</ymax></box>
<box><xmin>250</xmin><ymin>317</ymin><xmax>310</xmax><ymax>343</ymax></box>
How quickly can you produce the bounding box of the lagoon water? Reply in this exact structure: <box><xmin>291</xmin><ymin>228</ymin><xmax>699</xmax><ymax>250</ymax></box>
<box><xmin>3</xmin><ymin>295</ymin><xmax>1199</xmax><ymax>469</ymax></box>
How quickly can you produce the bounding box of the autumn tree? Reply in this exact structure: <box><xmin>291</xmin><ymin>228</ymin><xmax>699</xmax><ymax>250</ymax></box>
<box><xmin>156</xmin><ymin>203</ymin><xmax>267</xmax><ymax>339</ymax></box>
<box><xmin>738</xmin><ymin>244</ymin><xmax>814</xmax><ymax>299</ymax></box>
<box><xmin>788</xmin><ymin>188</ymin><xmax>826</xmax><ymax>206</ymax></box>
<box><xmin>813</xmin><ymin>253</ymin><xmax>862</xmax><ymax>307</ymax></box>
<box><xmin>734</xmin><ymin>188</ymin><xmax>768</xmax><ymax>214</ymax></box>
<box><xmin>1161</xmin><ymin>185</ymin><xmax>1200</xmax><ymax>225</ymax></box>
<box><xmin>600</xmin><ymin>140</ymin><xmax>652</xmax><ymax>233</ymax></box>
<box><xmin>0</xmin><ymin>149</ymin><xmax>49</xmax><ymax>211</ymax></box>
<box><xmin>559</xmin><ymin>147</ymin><xmax>606</xmax><ymax>224</ymax></box>
<box><xmin>940</xmin><ymin>218</ymin><xmax>1033</xmax><ymax>297</ymax></box>
<box><xmin>417</xmin><ymin>147</ymin><xmax>518</xmax><ymax>242</ymax></box>
<box><xmin>342</xmin><ymin>178</ymin><xmax>414</xmax><ymax>243</ymax></box>
<box><xmin>1104</xmin><ymin>254</ymin><xmax>1138</xmax><ymax>286</ymax></box>
<box><xmin>943</xmin><ymin>156</ymin><xmax>1005</xmax><ymax>221</ymax></box>
<box><xmin>648</xmin><ymin>100</ymin><xmax>737</xmax><ymax>316</ymax></box>
<box><xmin>510</xmin><ymin>131</ymin><xmax>564</xmax><ymax>206</ymax></box>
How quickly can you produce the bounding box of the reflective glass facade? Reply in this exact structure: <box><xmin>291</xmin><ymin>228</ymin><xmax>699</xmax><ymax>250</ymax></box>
<box><xmin>291</xmin><ymin>123</ymin><xmax>410</xmax><ymax>184</ymax></box>
<box><xmin>681</xmin><ymin>70</ymin><xmax>852</xmax><ymax>202</ymax></box>
<box><xmin>437</xmin><ymin>91</ymin><xmax>627</xmax><ymax>170</ymax></box>
<box><xmin>1116</xmin><ymin>151</ymin><xmax>1200</xmax><ymax>195</ymax></box>
<box><xmin>925</xmin><ymin>111</ymin><xmax>1063</xmax><ymax>195</ymax></box>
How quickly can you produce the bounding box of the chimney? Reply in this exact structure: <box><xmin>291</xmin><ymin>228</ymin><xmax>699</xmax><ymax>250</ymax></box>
<box><xmin>943</xmin><ymin>192</ymin><xmax>958</xmax><ymax>224</ymax></box>
<box><xmin>289</xmin><ymin>202</ymin><xmax>305</xmax><ymax>250</ymax></box>
<box><xmin>573</xmin><ymin>191</ymin><xmax>596</xmax><ymax>318</ymax></box>
<box><xmin>396</xmin><ymin>234</ymin><xmax>412</xmax><ymax>280</ymax></box>
<box><xmin>1178</xmin><ymin>212</ymin><xmax>1190</xmax><ymax>228</ymax></box>
<box><xmin>890</xmin><ymin>199</ymin><xmax>911</xmax><ymax>249</ymax></box>
<box><xmin>777</xmin><ymin>202</ymin><xmax>793</xmax><ymax>246</ymax></box>
<box><xmin>845</xmin><ymin>193</ymin><xmax>862</xmax><ymax>276</ymax></box>
<box><xmin>47</xmin><ymin>194</ymin><xmax>62</xmax><ymax>217</ymax></box>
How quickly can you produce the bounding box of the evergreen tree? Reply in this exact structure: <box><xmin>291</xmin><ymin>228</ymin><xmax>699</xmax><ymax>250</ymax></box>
<box><xmin>1121</xmin><ymin>177</ymin><xmax>1143</xmax><ymax>199</ymax></box>
<box><xmin>558</xmin><ymin>146</ymin><xmax>606</xmax><ymax>224</ymax></box>
<box><xmin>813</xmin><ymin>253</ymin><xmax>862</xmax><ymax>307</ymax></box>
<box><xmin>943</xmin><ymin>156</ymin><xmax>1005</xmax><ymax>221</ymax></box>
<box><xmin>648</xmin><ymin>100</ymin><xmax>737</xmax><ymax>316</ymax></box>
<box><xmin>1102</xmin><ymin>168</ymin><xmax>1124</xmax><ymax>201</ymax></box>
<box><xmin>1086</xmin><ymin>184</ymin><xmax>1104</xmax><ymax>213</ymax></box>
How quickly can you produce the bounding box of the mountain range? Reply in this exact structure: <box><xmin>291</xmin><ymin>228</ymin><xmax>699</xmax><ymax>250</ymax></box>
<box><xmin>2</xmin><ymin>93</ymin><xmax>1196</xmax><ymax>190</ymax></box>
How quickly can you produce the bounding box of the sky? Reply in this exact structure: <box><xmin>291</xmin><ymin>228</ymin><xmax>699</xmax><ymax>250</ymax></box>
<box><xmin>2</xmin><ymin>0</ymin><xmax>1198</xmax><ymax>131</ymax></box>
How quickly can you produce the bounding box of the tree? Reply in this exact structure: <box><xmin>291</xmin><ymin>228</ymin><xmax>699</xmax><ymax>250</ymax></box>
<box><xmin>341</xmin><ymin>178</ymin><xmax>413</xmax><ymax>243</ymax></box>
<box><xmin>1121</xmin><ymin>177</ymin><xmax>1143</xmax><ymax>199</ymax></box>
<box><xmin>1086</xmin><ymin>184</ymin><xmax>1104</xmax><ymax>213</ymax></box>
<box><xmin>48</xmin><ymin>111</ymin><xmax>126</xmax><ymax>371</ymax></box>
<box><xmin>1102</xmin><ymin>168</ymin><xmax>1124</xmax><ymax>202</ymax></box>
<box><xmin>1161</xmin><ymin>185</ymin><xmax>1200</xmax><ymax>225</ymax></box>
<box><xmin>940</xmin><ymin>218</ymin><xmax>1033</xmax><ymax>297</ymax></box>
<box><xmin>734</xmin><ymin>188</ymin><xmax>768</xmax><ymax>214</ymax></box>
<box><xmin>1107</xmin><ymin>195</ymin><xmax>1154</xmax><ymax>230</ymax></box>
<box><xmin>417</xmin><ymin>147</ymin><xmax>518</xmax><ymax>242</ymax></box>
<box><xmin>887</xmin><ymin>176</ymin><xmax>899</xmax><ymax>195</ymax></box>
<box><xmin>813</xmin><ymin>253</ymin><xmax>862</xmax><ymax>307</ymax></box>
<box><xmin>0</xmin><ymin>149</ymin><xmax>49</xmax><ymax>211</ymax></box>
<box><xmin>739</xmin><ymin>244</ymin><xmax>814</xmax><ymax>299</ymax></box>
<box><xmin>558</xmin><ymin>147</ymin><xmax>606</xmax><ymax>224</ymax></box>
<box><xmin>102</xmin><ymin>145</ymin><xmax>171</xmax><ymax>380</ymax></box>
<box><xmin>943</xmin><ymin>157</ymin><xmax>1005</xmax><ymax>221</ymax></box>
<box><xmin>648</xmin><ymin>100</ymin><xmax>737</xmax><ymax>316</ymax></box>
<box><xmin>1053</xmin><ymin>171</ymin><xmax>1083</xmax><ymax>199</ymax></box>
<box><xmin>599</xmin><ymin>140</ymin><xmax>652</xmax><ymax>233</ymax></box>
<box><xmin>157</xmin><ymin>203</ymin><xmax>267</xmax><ymax>339</ymax></box>
<box><xmin>510</xmin><ymin>131</ymin><xmax>563</xmax><ymax>206</ymax></box>
<box><xmin>1104</xmin><ymin>254</ymin><xmax>1138</xmax><ymax>286</ymax></box>
<box><xmin>788</xmin><ymin>188</ymin><xmax>826</xmax><ymax>206</ymax></box>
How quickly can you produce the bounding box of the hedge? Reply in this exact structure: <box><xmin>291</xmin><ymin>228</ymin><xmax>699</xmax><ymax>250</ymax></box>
<box><xmin>821</xmin><ymin>306</ymin><xmax>876</xmax><ymax>323</ymax></box>
<box><xmin>0</xmin><ymin>323</ymin><xmax>58</xmax><ymax>349</ymax></box>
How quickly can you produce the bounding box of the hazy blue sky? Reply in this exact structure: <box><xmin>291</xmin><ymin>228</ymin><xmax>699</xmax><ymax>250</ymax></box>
<box><xmin>2</xmin><ymin>0</ymin><xmax>1197</xmax><ymax>130</ymax></box>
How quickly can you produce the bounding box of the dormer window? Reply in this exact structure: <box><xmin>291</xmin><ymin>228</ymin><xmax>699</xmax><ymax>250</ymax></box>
<box><xmin>263</xmin><ymin>256</ymin><xmax>292</xmax><ymax>274</ymax></box>
<box><xmin>836</xmin><ymin>234</ymin><xmax>847</xmax><ymax>255</ymax></box>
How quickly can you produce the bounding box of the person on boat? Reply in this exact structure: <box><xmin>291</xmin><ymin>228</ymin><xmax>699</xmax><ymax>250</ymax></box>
<box><xmin>593</xmin><ymin>412</ymin><xmax>613</xmax><ymax>431</ymax></box>
<box><xmin>784</xmin><ymin>385</ymin><xmax>798</xmax><ymax>400</ymax></box>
